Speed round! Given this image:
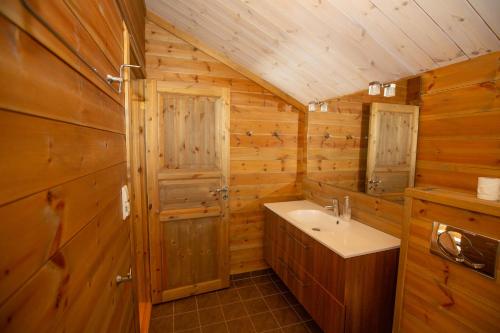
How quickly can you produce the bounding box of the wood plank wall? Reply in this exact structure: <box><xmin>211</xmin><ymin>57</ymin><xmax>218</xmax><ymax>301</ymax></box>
<box><xmin>415</xmin><ymin>52</ymin><xmax>500</xmax><ymax>191</ymax></box>
<box><xmin>307</xmin><ymin>79</ymin><xmax>409</xmax><ymax>191</ymax></box>
<box><xmin>0</xmin><ymin>1</ymin><xmax>138</xmax><ymax>331</ymax></box>
<box><xmin>145</xmin><ymin>20</ymin><xmax>304</xmax><ymax>274</ymax></box>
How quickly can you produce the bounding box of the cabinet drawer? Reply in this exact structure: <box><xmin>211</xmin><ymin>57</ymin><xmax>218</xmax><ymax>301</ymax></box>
<box><xmin>311</xmin><ymin>280</ymin><xmax>345</xmax><ymax>333</ymax></box>
<box><xmin>312</xmin><ymin>241</ymin><xmax>346</xmax><ymax>303</ymax></box>
<box><xmin>285</xmin><ymin>224</ymin><xmax>314</xmax><ymax>274</ymax></box>
<box><xmin>287</xmin><ymin>258</ymin><xmax>313</xmax><ymax>305</ymax></box>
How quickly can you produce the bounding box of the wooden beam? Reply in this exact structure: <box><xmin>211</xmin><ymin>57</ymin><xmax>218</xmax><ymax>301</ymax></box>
<box><xmin>146</xmin><ymin>10</ymin><xmax>307</xmax><ymax>113</ymax></box>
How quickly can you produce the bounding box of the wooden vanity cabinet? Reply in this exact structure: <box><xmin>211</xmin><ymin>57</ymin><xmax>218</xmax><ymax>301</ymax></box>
<box><xmin>264</xmin><ymin>208</ymin><xmax>399</xmax><ymax>333</ymax></box>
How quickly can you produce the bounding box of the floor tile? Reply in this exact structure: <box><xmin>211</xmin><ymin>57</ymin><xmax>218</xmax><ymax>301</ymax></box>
<box><xmin>282</xmin><ymin>293</ymin><xmax>299</xmax><ymax>306</ymax></box>
<box><xmin>221</xmin><ymin>302</ymin><xmax>247</xmax><ymax>320</ymax></box>
<box><xmin>174</xmin><ymin>297</ymin><xmax>198</xmax><ymax>314</ymax></box>
<box><xmin>199</xmin><ymin>307</ymin><xmax>225</xmax><ymax>326</ymax></box>
<box><xmin>174</xmin><ymin>311</ymin><xmax>200</xmax><ymax>331</ymax></box>
<box><xmin>273</xmin><ymin>280</ymin><xmax>288</xmax><ymax>292</ymax></box>
<box><xmin>234</xmin><ymin>278</ymin><xmax>255</xmax><ymax>288</ymax></box>
<box><xmin>201</xmin><ymin>322</ymin><xmax>228</xmax><ymax>333</ymax></box>
<box><xmin>231</xmin><ymin>272</ymin><xmax>252</xmax><ymax>280</ymax></box>
<box><xmin>304</xmin><ymin>320</ymin><xmax>322</xmax><ymax>333</ymax></box>
<box><xmin>152</xmin><ymin>302</ymin><xmax>174</xmax><ymax>318</ymax></box>
<box><xmin>197</xmin><ymin>292</ymin><xmax>220</xmax><ymax>309</ymax></box>
<box><xmin>226</xmin><ymin>317</ymin><xmax>255</xmax><ymax>333</ymax></box>
<box><xmin>218</xmin><ymin>288</ymin><xmax>241</xmax><ymax>304</ymax></box>
<box><xmin>281</xmin><ymin>322</ymin><xmax>309</xmax><ymax>333</ymax></box>
<box><xmin>238</xmin><ymin>285</ymin><xmax>261</xmax><ymax>300</ymax></box>
<box><xmin>251</xmin><ymin>275</ymin><xmax>273</xmax><ymax>285</ymax></box>
<box><xmin>149</xmin><ymin>316</ymin><xmax>173</xmax><ymax>333</ymax></box>
<box><xmin>272</xmin><ymin>307</ymin><xmax>301</xmax><ymax>326</ymax></box>
<box><xmin>148</xmin><ymin>270</ymin><xmax>324</xmax><ymax>333</ymax></box>
<box><xmin>263</xmin><ymin>294</ymin><xmax>289</xmax><ymax>310</ymax></box>
<box><xmin>251</xmin><ymin>269</ymin><xmax>272</xmax><ymax>277</ymax></box>
<box><xmin>249</xmin><ymin>312</ymin><xmax>279</xmax><ymax>332</ymax></box>
<box><xmin>177</xmin><ymin>328</ymin><xmax>201</xmax><ymax>333</ymax></box>
<box><xmin>257</xmin><ymin>282</ymin><xmax>280</xmax><ymax>296</ymax></box>
<box><xmin>243</xmin><ymin>298</ymin><xmax>269</xmax><ymax>315</ymax></box>
<box><xmin>292</xmin><ymin>305</ymin><xmax>311</xmax><ymax>321</ymax></box>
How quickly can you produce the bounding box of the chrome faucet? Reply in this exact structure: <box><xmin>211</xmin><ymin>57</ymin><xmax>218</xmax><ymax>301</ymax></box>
<box><xmin>324</xmin><ymin>198</ymin><xmax>339</xmax><ymax>217</ymax></box>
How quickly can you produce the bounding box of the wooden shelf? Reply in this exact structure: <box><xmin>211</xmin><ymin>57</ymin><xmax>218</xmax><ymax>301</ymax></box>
<box><xmin>405</xmin><ymin>187</ymin><xmax>500</xmax><ymax>217</ymax></box>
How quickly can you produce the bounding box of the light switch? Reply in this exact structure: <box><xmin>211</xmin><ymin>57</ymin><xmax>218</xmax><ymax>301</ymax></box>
<box><xmin>121</xmin><ymin>185</ymin><xmax>130</xmax><ymax>220</ymax></box>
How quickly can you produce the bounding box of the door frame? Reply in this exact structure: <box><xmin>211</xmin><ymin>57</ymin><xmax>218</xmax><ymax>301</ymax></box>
<box><xmin>145</xmin><ymin>80</ymin><xmax>231</xmax><ymax>303</ymax></box>
<box><xmin>366</xmin><ymin>102</ymin><xmax>419</xmax><ymax>195</ymax></box>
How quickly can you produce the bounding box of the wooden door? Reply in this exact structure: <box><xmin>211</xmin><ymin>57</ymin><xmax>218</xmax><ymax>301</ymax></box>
<box><xmin>146</xmin><ymin>81</ymin><xmax>230</xmax><ymax>303</ymax></box>
<box><xmin>366</xmin><ymin>103</ymin><xmax>419</xmax><ymax>201</ymax></box>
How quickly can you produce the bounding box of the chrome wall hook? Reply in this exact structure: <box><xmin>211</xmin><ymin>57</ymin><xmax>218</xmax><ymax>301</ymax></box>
<box><xmin>106</xmin><ymin>64</ymin><xmax>141</xmax><ymax>93</ymax></box>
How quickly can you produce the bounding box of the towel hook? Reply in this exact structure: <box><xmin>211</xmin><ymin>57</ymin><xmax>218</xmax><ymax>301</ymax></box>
<box><xmin>20</xmin><ymin>0</ymin><xmax>140</xmax><ymax>94</ymax></box>
<box><xmin>106</xmin><ymin>64</ymin><xmax>141</xmax><ymax>93</ymax></box>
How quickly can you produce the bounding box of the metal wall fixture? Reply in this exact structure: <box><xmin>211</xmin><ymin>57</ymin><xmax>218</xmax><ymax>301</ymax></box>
<box><xmin>308</xmin><ymin>100</ymin><xmax>329</xmax><ymax>112</ymax></box>
<box><xmin>368</xmin><ymin>81</ymin><xmax>396</xmax><ymax>97</ymax></box>
<box><xmin>272</xmin><ymin>131</ymin><xmax>282</xmax><ymax>141</ymax></box>
<box><xmin>430</xmin><ymin>221</ymin><xmax>499</xmax><ymax>279</ymax></box>
<box><xmin>246</xmin><ymin>130</ymin><xmax>253</xmax><ymax>137</ymax></box>
<box><xmin>116</xmin><ymin>267</ymin><xmax>132</xmax><ymax>284</ymax></box>
<box><xmin>106</xmin><ymin>64</ymin><xmax>142</xmax><ymax>93</ymax></box>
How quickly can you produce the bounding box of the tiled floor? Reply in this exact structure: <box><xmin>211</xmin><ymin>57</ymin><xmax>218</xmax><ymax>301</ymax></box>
<box><xmin>149</xmin><ymin>269</ymin><xmax>323</xmax><ymax>333</ymax></box>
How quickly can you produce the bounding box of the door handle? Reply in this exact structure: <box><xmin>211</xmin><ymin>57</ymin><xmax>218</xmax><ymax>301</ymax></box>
<box><xmin>213</xmin><ymin>186</ymin><xmax>229</xmax><ymax>193</ymax></box>
<box><xmin>116</xmin><ymin>267</ymin><xmax>132</xmax><ymax>285</ymax></box>
<box><xmin>212</xmin><ymin>186</ymin><xmax>229</xmax><ymax>200</ymax></box>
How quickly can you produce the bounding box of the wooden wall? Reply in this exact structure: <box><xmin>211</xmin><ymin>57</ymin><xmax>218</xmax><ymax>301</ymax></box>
<box><xmin>145</xmin><ymin>19</ymin><xmax>304</xmax><ymax>274</ymax></box>
<box><xmin>394</xmin><ymin>188</ymin><xmax>500</xmax><ymax>333</ymax></box>
<box><xmin>307</xmin><ymin>79</ymin><xmax>409</xmax><ymax>191</ymax></box>
<box><xmin>415</xmin><ymin>52</ymin><xmax>500</xmax><ymax>192</ymax></box>
<box><xmin>0</xmin><ymin>1</ymin><xmax>137</xmax><ymax>332</ymax></box>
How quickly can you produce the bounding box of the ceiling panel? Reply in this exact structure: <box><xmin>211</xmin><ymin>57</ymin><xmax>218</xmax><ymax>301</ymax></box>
<box><xmin>147</xmin><ymin>0</ymin><xmax>500</xmax><ymax>103</ymax></box>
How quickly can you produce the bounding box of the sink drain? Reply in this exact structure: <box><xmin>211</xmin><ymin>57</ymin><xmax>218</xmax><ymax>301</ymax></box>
<box><xmin>312</xmin><ymin>227</ymin><xmax>321</xmax><ymax>231</ymax></box>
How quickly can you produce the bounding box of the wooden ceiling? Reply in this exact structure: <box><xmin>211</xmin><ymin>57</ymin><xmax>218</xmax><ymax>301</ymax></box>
<box><xmin>146</xmin><ymin>0</ymin><xmax>500</xmax><ymax>103</ymax></box>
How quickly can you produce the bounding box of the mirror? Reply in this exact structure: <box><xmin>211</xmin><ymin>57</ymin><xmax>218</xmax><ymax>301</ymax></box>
<box><xmin>307</xmin><ymin>102</ymin><xmax>419</xmax><ymax>205</ymax></box>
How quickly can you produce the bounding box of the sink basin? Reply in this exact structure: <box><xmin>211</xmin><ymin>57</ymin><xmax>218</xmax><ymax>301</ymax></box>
<box><xmin>287</xmin><ymin>209</ymin><xmax>350</xmax><ymax>232</ymax></box>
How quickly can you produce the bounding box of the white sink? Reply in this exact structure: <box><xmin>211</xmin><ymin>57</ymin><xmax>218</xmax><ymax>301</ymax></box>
<box><xmin>264</xmin><ymin>200</ymin><xmax>400</xmax><ymax>258</ymax></box>
<box><xmin>287</xmin><ymin>209</ymin><xmax>349</xmax><ymax>232</ymax></box>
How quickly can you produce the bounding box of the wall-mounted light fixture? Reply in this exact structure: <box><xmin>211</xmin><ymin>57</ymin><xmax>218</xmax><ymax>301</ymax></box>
<box><xmin>368</xmin><ymin>81</ymin><xmax>396</xmax><ymax>97</ymax></box>
<box><xmin>368</xmin><ymin>81</ymin><xmax>381</xmax><ymax>96</ymax></box>
<box><xmin>308</xmin><ymin>100</ymin><xmax>329</xmax><ymax>112</ymax></box>
<box><xmin>320</xmin><ymin>102</ymin><xmax>329</xmax><ymax>112</ymax></box>
<box><xmin>383</xmin><ymin>83</ymin><xmax>396</xmax><ymax>97</ymax></box>
<box><xmin>308</xmin><ymin>100</ymin><xmax>318</xmax><ymax>112</ymax></box>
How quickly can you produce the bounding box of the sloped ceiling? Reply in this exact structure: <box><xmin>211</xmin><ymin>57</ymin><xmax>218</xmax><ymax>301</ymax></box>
<box><xmin>146</xmin><ymin>0</ymin><xmax>500</xmax><ymax>103</ymax></box>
